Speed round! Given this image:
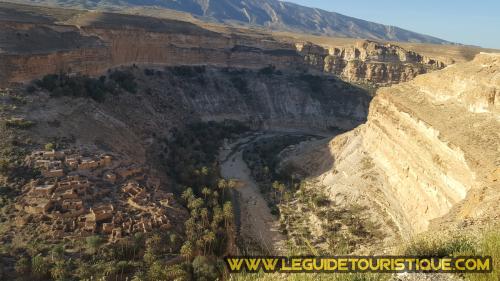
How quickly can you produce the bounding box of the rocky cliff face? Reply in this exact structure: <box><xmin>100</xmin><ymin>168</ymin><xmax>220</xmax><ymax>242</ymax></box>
<box><xmin>281</xmin><ymin>53</ymin><xmax>499</xmax><ymax>250</ymax></box>
<box><xmin>298</xmin><ymin>40</ymin><xmax>446</xmax><ymax>86</ymax></box>
<box><xmin>0</xmin><ymin>3</ymin><xmax>446</xmax><ymax>88</ymax></box>
<box><xmin>0</xmin><ymin>19</ymin><xmax>303</xmax><ymax>85</ymax></box>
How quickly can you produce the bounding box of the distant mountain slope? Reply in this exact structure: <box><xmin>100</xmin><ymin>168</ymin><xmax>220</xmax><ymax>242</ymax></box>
<box><xmin>13</xmin><ymin>0</ymin><xmax>452</xmax><ymax>44</ymax></box>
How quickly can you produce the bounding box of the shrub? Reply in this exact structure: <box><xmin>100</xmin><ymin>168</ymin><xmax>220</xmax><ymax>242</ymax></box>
<box><xmin>171</xmin><ymin>65</ymin><xmax>206</xmax><ymax>77</ymax></box>
<box><xmin>44</xmin><ymin>143</ymin><xmax>55</xmax><ymax>151</ymax></box>
<box><xmin>258</xmin><ymin>65</ymin><xmax>276</xmax><ymax>75</ymax></box>
<box><xmin>5</xmin><ymin>118</ymin><xmax>35</xmax><ymax>129</ymax></box>
<box><xmin>109</xmin><ymin>70</ymin><xmax>137</xmax><ymax>93</ymax></box>
<box><xmin>26</xmin><ymin>85</ymin><xmax>36</xmax><ymax>93</ymax></box>
<box><xmin>31</xmin><ymin>254</ymin><xmax>50</xmax><ymax>280</ymax></box>
<box><xmin>312</xmin><ymin>193</ymin><xmax>330</xmax><ymax>207</ymax></box>
<box><xmin>403</xmin><ymin>234</ymin><xmax>476</xmax><ymax>257</ymax></box>
<box><xmin>35</xmin><ymin>71</ymin><xmax>137</xmax><ymax>102</ymax></box>
<box><xmin>144</xmin><ymin>68</ymin><xmax>155</xmax><ymax>76</ymax></box>
<box><xmin>192</xmin><ymin>256</ymin><xmax>219</xmax><ymax>281</ymax></box>
<box><xmin>36</xmin><ymin>74</ymin><xmax>59</xmax><ymax>91</ymax></box>
<box><xmin>15</xmin><ymin>256</ymin><xmax>30</xmax><ymax>276</ymax></box>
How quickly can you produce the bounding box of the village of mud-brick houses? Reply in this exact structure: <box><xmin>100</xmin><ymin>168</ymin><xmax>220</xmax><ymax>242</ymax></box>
<box><xmin>15</xmin><ymin>147</ymin><xmax>180</xmax><ymax>242</ymax></box>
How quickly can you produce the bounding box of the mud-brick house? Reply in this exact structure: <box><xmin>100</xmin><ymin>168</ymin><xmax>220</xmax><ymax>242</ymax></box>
<box><xmin>58</xmin><ymin>176</ymin><xmax>90</xmax><ymax>195</ymax></box>
<box><xmin>24</xmin><ymin>198</ymin><xmax>54</xmax><ymax>214</ymax></box>
<box><xmin>29</xmin><ymin>183</ymin><xmax>57</xmax><ymax>197</ymax></box>
<box><xmin>87</xmin><ymin>204</ymin><xmax>114</xmax><ymax>222</ymax></box>
<box><xmin>99</xmin><ymin>155</ymin><xmax>112</xmax><ymax>166</ymax></box>
<box><xmin>42</xmin><ymin>169</ymin><xmax>64</xmax><ymax>178</ymax></box>
<box><xmin>61</xmin><ymin>199</ymin><xmax>84</xmax><ymax>211</ymax></box>
<box><xmin>116</xmin><ymin>165</ymin><xmax>143</xmax><ymax>180</ymax></box>
<box><xmin>78</xmin><ymin>158</ymin><xmax>100</xmax><ymax>170</ymax></box>
<box><xmin>65</xmin><ymin>157</ymin><xmax>79</xmax><ymax>169</ymax></box>
<box><xmin>53</xmin><ymin>188</ymin><xmax>79</xmax><ymax>200</ymax></box>
<box><xmin>122</xmin><ymin>181</ymin><xmax>143</xmax><ymax>197</ymax></box>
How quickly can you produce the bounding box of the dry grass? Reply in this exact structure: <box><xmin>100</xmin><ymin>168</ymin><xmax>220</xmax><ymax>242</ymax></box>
<box><xmin>401</xmin><ymin>228</ymin><xmax>500</xmax><ymax>281</ymax></box>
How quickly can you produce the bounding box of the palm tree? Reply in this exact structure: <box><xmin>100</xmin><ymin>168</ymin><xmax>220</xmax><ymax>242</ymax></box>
<box><xmin>272</xmin><ymin>181</ymin><xmax>285</xmax><ymax>204</ymax></box>
<box><xmin>181</xmin><ymin>187</ymin><xmax>194</xmax><ymax>203</ymax></box>
<box><xmin>200</xmin><ymin>208</ymin><xmax>209</xmax><ymax>228</ymax></box>
<box><xmin>201</xmin><ymin>187</ymin><xmax>211</xmax><ymax>200</ymax></box>
<box><xmin>211</xmin><ymin>206</ymin><xmax>223</xmax><ymax>231</ymax></box>
<box><xmin>184</xmin><ymin>218</ymin><xmax>197</xmax><ymax>242</ymax></box>
<box><xmin>203</xmin><ymin>231</ymin><xmax>216</xmax><ymax>255</ymax></box>
<box><xmin>187</xmin><ymin>197</ymin><xmax>204</xmax><ymax>211</ymax></box>
<box><xmin>168</xmin><ymin>233</ymin><xmax>178</xmax><ymax>253</ymax></box>
<box><xmin>227</xmin><ymin>179</ymin><xmax>238</xmax><ymax>190</ymax></box>
<box><xmin>223</xmin><ymin>201</ymin><xmax>234</xmax><ymax>230</ymax></box>
<box><xmin>217</xmin><ymin>179</ymin><xmax>227</xmax><ymax>197</ymax></box>
<box><xmin>180</xmin><ymin>241</ymin><xmax>193</xmax><ymax>261</ymax></box>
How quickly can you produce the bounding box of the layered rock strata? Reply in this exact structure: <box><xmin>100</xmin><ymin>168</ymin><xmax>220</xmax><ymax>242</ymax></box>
<box><xmin>282</xmin><ymin>53</ymin><xmax>499</xmax><ymax>246</ymax></box>
<box><xmin>297</xmin><ymin>40</ymin><xmax>446</xmax><ymax>85</ymax></box>
<box><xmin>0</xmin><ymin>4</ymin><xmax>446</xmax><ymax>87</ymax></box>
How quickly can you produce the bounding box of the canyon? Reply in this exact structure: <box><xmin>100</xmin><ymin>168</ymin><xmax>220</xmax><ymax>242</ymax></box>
<box><xmin>0</xmin><ymin>2</ymin><xmax>473</xmax><ymax>87</ymax></box>
<box><xmin>0</xmin><ymin>2</ymin><xmax>498</xmax><ymax>280</ymax></box>
<box><xmin>280</xmin><ymin>53</ymin><xmax>500</xmax><ymax>252</ymax></box>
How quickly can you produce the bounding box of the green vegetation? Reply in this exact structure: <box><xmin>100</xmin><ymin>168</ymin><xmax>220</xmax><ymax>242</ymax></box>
<box><xmin>242</xmin><ymin>135</ymin><xmax>313</xmax><ymax>214</ymax></box>
<box><xmin>0</xmin><ymin>119</ymin><xmax>248</xmax><ymax>280</ymax></box>
<box><xmin>258</xmin><ymin>65</ymin><xmax>281</xmax><ymax>76</ymax></box>
<box><xmin>171</xmin><ymin>65</ymin><xmax>206</xmax><ymax>77</ymax></box>
<box><xmin>7</xmin><ymin>229</ymin><xmax>190</xmax><ymax>281</ymax></box>
<box><xmin>0</xmin><ymin>124</ymin><xmax>38</xmax><ymax>183</ymax></box>
<box><xmin>34</xmin><ymin>70</ymin><xmax>137</xmax><ymax>102</ymax></box>
<box><xmin>402</xmin><ymin>229</ymin><xmax>500</xmax><ymax>281</ymax></box>
<box><xmin>109</xmin><ymin>70</ymin><xmax>138</xmax><ymax>93</ymax></box>
<box><xmin>5</xmin><ymin>118</ymin><xmax>35</xmax><ymax>129</ymax></box>
<box><xmin>165</xmin><ymin>120</ymin><xmax>249</xmax><ymax>195</ymax></box>
<box><xmin>44</xmin><ymin>142</ymin><xmax>55</xmax><ymax>151</ymax></box>
<box><xmin>160</xmin><ymin>120</ymin><xmax>250</xmax><ymax>280</ymax></box>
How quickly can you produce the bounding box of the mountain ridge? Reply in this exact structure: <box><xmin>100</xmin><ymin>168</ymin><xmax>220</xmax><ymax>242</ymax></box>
<box><xmin>9</xmin><ymin>0</ymin><xmax>454</xmax><ymax>44</ymax></box>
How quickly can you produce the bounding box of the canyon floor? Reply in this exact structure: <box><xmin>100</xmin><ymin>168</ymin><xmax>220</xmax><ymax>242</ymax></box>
<box><xmin>220</xmin><ymin>134</ymin><xmax>287</xmax><ymax>255</ymax></box>
<box><xmin>0</xmin><ymin>2</ymin><xmax>498</xmax><ymax>281</ymax></box>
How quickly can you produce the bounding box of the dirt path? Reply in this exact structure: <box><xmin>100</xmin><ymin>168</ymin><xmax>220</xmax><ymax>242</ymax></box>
<box><xmin>220</xmin><ymin>135</ymin><xmax>286</xmax><ymax>254</ymax></box>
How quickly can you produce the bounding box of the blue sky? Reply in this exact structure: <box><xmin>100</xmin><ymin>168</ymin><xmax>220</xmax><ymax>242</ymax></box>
<box><xmin>286</xmin><ymin>0</ymin><xmax>500</xmax><ymax>49</ymax></box>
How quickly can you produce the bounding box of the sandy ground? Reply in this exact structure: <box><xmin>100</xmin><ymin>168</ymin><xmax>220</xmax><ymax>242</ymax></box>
<box><xmin>220</xmin><ymin>134</ymin><xmax>286</xmax><ymax>254</ymax></box>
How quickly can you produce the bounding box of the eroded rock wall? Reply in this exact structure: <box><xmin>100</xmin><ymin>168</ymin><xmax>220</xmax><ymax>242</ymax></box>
<box><xmin>298</xmin><ymin>40</ymin><xmax>446</xmax><ymax>86</ymax></box>
<box><xmin>0</xmin><ymin>6</ymin><xmax>446</xmax><ymax>87</ymax></box>
<box><xmin>283</xmin><ymin>53</ymin><xmax>499</xmax><ymax>244</ymax></box>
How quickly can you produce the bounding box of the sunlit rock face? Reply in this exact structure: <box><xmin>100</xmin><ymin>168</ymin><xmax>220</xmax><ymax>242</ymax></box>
<box><xmin>0</xmin><ymin>4</ymin><xmax>445</xmax><ymax>88</ymax></box>
<box><xmin>297</xmin><ymin>40</ymin><xmax>446</xmax><ymax>86</ymax></box>
<box><xmin>282</xmin><ymin>53</ymin><xmax>499</xmax><ymax>244</ymax></box>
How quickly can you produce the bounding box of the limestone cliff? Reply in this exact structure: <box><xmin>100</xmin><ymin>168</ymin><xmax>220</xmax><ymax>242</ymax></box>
<box><xmin>297</xmin><ymin>40</ymin><xmax>446</xmax><ymax>86</ymax></box>
<box><xmin>281</xmin><ymin>53</ymin><xmax>499</xmax><ymax>251</ymax></box>
<box><xmin>0</xmin><ymin>3</ymin><xmax>446</xmax><ymax>88</ymax></box>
